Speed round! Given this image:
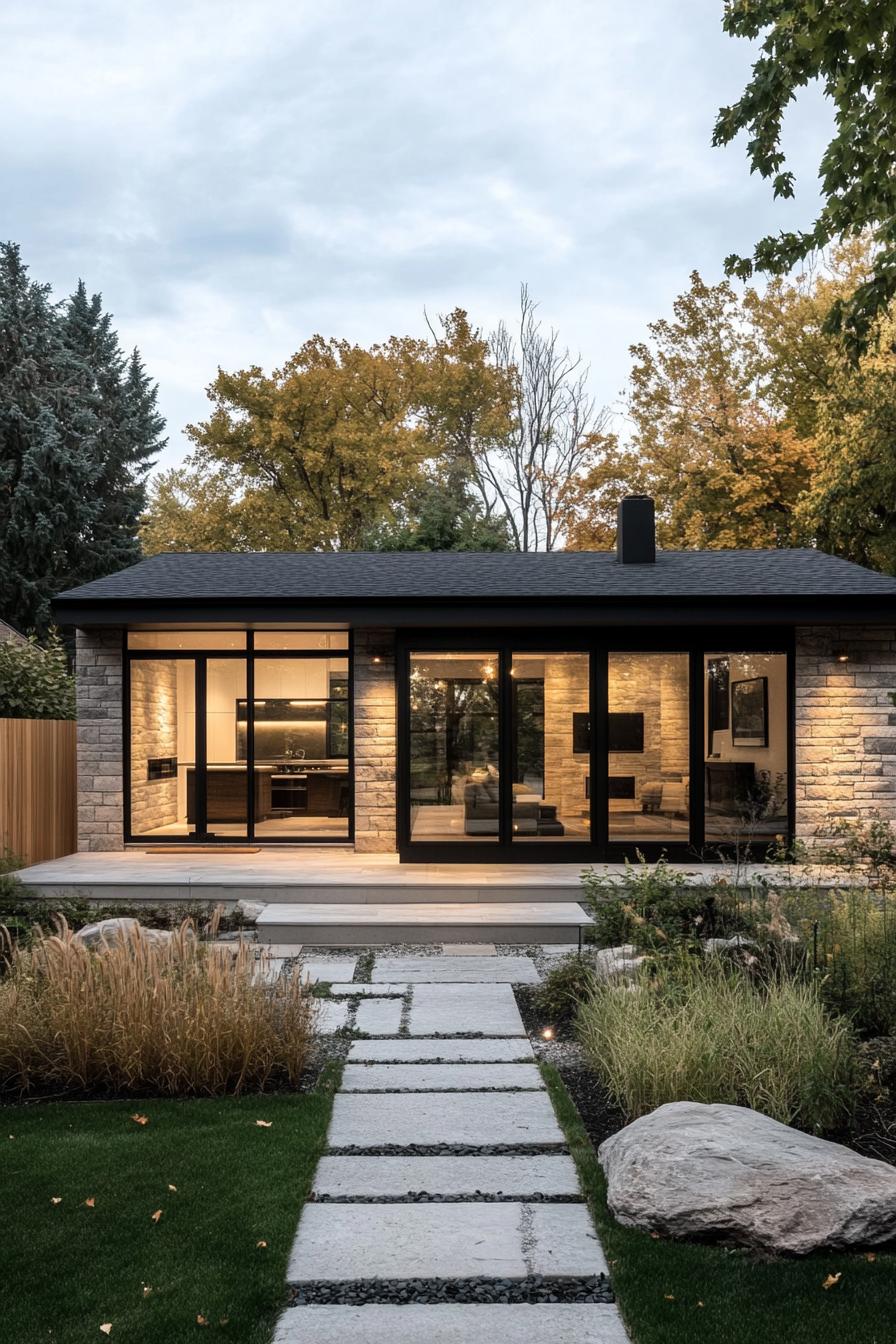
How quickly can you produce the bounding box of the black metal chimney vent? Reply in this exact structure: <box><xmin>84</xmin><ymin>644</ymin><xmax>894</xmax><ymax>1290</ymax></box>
<box><xmin>616</xmin><ymin>495</ymin><xmax>656</xmax><ymax>564</ymax></box>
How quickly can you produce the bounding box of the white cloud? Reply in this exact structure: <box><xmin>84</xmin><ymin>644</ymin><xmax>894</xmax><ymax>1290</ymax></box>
<box><xmin>0</xmin><ymin>0</ymin><xmax>832</xmax><ymax>469</ymax></box>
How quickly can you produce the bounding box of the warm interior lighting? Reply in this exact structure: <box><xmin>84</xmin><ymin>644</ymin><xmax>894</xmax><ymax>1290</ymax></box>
<box><xmin>482</xmin><ymin>663</ymin><xmax>496</xmax><ymax>680</ymax></box>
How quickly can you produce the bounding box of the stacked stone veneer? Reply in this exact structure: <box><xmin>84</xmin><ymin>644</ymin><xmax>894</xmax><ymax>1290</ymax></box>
<box><xmin>353</xmin><ymin>628</ymin><xmax>397</xmax><ymax>852</ymax></box>
<box><xmin>796</xmin><ymin>625</ymin><xmax>896</xmax><ymax>845</ymax></box>
<box><xmin>543</xmin><ymin>654</ymin><xmax>589</xmax><ymax>823</ymax></box>
<box><xmin>607</xmin><ymin>652</ymin><xmax>689</xmax><ymax>793</ymax></box>
<box><xmin>129</xmin><ymin>657</ymin><xmax>178</xmax><ymax>834</ymax></box>
<box><xmin>76</xmin><ymin>628</ymin><xmax>124</xmax><ymax>851</ymax></box>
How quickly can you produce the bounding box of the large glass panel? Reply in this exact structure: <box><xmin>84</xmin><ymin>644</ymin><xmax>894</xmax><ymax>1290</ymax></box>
<box><xmin>204</xmin><ymin>658</ymin><xmax>249</xmax><ymax>838</ymax></box>
<box><xmin>129</xmin><ymin>658</ymin><xmax>196</xmax><ymax>837</ymax></box>
<box><xmin>254</xmin><ymin>632</ymin><xmax>349</xmax><ymax>650</ymax></box>
<box><xmin>511</xmin><ymin>653</ymin><xmax>590</xmax><ymax>841</ymax></box>
<box><xmin>128</xmin><ymin>631</ymin><xmax>246</xmax><ymax>650</ymax></box>
<box><xmin>409</xmin><ymin>653</ymin><xmax>499</xmax><ymax>842</ymax></box>
<box><xmin>607</xmin><ymin>652</ymin><xmax>690</xmax><ymax>843</ymax></box>
<box><xmin>704</xmin><ymin>652</ymin><xmax>788</xmax><ymax>845</ymax></box>
<box><xmin>249</xmin><ymin>657</ymin><xmax>350</xmax><ymax>838</ymax></box>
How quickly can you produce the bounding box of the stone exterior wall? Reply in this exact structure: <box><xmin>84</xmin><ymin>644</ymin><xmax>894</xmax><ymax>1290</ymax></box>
<box><xmin>353</xmin><ymin>628</ymin><xmax>397</xmax><ymax>852</ymax></box>
<box><xmin>75</xmin><ymin>628</ymin><xmax>124</xmax><ymax>851</ymax></box>
<box><xmin>129</xmin><ymin>658</ymin><xmax>178</xmax><ymax>834</ymax></box>
<box><xmin>796</xmin><ymin>625</ymin><xmax>896</xmax><ymax>846</ymax></box>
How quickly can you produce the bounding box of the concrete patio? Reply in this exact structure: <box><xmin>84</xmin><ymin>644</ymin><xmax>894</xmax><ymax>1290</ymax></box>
<box><xmin>14</xmin><ymin>846</ymin><xmax>837</xmax><ymax>904</ymax></box>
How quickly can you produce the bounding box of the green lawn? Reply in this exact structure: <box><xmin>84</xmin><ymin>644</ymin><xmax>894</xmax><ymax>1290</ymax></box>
<box><xmin>1</xmin><ymin>1077</ymin><xmax>337</xmax><ymax>1343</ymax></box>
<box><xmin>541</xmin><ymin>1062</ymin><xmax>896</xmax><ymax>1344</ymax></box>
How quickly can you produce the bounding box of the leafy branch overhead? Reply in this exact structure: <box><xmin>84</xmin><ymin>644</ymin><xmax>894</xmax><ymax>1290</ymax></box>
<box><xmin>714</xmin><ymin>0</ymin><xmax>896</xmax><ymax>356</ymax></box>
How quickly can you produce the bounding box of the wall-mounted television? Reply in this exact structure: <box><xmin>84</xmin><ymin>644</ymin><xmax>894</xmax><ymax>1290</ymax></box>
<box><xmin>572</xmin><ymin>711</ymin><xmax>645</xmax><ymax>754</ymax></box>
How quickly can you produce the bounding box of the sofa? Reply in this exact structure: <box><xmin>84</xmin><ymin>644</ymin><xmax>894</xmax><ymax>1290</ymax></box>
<box><xmin>463</xmin><ymin>768</ymin><xmax>565</xmax><ymax>836</ymax></box>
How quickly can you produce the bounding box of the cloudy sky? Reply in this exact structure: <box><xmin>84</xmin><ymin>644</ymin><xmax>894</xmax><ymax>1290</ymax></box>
<box><xmin>1</xmin><ymin>0</ymin><xmax>829</xmax><ymax>469</ymax></box>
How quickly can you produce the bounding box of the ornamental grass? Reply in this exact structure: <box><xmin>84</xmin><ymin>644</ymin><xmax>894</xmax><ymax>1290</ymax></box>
<box><xmin>0</xmin><ymin>918</ymin><xmax>317</xmax><ymax>1097</ymax></box>
<box><xmin>577</xmin><ymin>952</ymin><xmax>856</xmax><ymax>1133</ymax></box>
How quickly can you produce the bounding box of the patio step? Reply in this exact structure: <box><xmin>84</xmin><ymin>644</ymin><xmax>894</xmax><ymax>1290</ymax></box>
<box><xmin>255</xmin><ymin>901</ymin><xmax>591</xmax><ymax>946</ymax></box>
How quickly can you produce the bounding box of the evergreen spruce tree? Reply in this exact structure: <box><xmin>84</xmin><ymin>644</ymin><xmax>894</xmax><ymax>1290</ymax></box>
<box><xmin>0</xmin><ymin>245</ymin><xmax>101</xmax><ymax>633</ymax></box>
<box><xmin>0</xmin><ymin>244</ymin><xmax>165</xmax><ymax>634</ymax></box>
<box><xmin>61</xmin><ymin>282</ymin><xmax>166</xmax><ymax>579</ymax></box>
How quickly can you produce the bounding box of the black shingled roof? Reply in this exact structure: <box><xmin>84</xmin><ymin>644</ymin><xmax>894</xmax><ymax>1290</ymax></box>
<box><xmin>53</xmin><ymin>547</ymin><xmax>896</xmax><ymax>605</ymax></box>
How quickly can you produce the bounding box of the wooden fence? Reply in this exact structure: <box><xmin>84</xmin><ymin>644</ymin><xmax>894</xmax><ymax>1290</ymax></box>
<box><xmin>0</xmin><ymin>718</ymin><xmax>76</xmax><ymax>866</ymax></box>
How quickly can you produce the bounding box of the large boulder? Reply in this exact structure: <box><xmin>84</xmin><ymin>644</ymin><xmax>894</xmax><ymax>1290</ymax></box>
<box><xmin>598</xmin><ymin>1101</ymin><xmax>896</xmax><ymax>1255</ymax></box>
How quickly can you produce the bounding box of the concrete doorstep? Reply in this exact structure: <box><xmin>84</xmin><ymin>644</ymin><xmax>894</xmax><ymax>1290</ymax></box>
<box><xmin>273</xmin><ymin>1304</ymin><xmax>630</xmax><ymax>1344</ymax></box>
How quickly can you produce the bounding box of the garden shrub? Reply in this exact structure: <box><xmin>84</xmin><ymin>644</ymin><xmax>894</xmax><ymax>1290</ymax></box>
<box><xmin>577</xmin><ymin>952</ymin><xmax>856</xmax><ymax>1133</ymax></box>
<box><xmin>818</xmin><ymin>889</ymin><xmax>896</xmax><ymax>1036</ymax></box>
<box><xmin>582</xmin><ymin>855</ymin><xmax>761</xmax><ymax>952</ymax></box>
<box><xmin>532</xmin><ymin>955</ymin><xmax>597</xmax><ymax>1029</ymax></box>
<box><xmin>0</xmin><ymin>918</ymin><xmax>317</xmax><ymax>1096</ymax></box>
<box><xmin>0</xmin><ymin>632</ymin><xmax>75</xmax><ymax>719</ymax></box>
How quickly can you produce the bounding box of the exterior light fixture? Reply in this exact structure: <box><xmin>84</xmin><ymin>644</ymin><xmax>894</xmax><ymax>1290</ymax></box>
<box><xmin>371</xmin><ymin>655</ymin><xmax>383</xmax><ymax>665</ymax></box>
<box><xmin>540</xmin><ymin>1026</ymin><xmax>555</xmax><ymax>1041</ymax></box>
<box><xmin>833</xmin><ymin>647</ymin><xmax>850</xmax><ymax>663</ymax></box>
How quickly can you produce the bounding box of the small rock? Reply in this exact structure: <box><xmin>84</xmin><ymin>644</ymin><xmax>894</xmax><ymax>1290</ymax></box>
<box><xmin>73</xmin><ymin>918</ymin><xmax>192</xmax><ymax>950</ymax></box>
<box><xmin>236</xmin><ymin>899</ymin><xmax>267</xmax><ymax>921</ymax></box>
<box><xmin>591</xmin><ymin>946</ymin><xmax>645</xmax><ymax>982</ymax></box>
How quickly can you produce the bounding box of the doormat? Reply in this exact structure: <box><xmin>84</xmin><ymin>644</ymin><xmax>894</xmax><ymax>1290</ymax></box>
<box><xmin>142</xmin><ymin>847</ymin><xmax>261</xmax><ymax>855</ymax></box>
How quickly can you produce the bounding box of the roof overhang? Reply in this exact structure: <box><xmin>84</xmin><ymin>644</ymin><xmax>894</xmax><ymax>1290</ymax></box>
<box><xmin>51</xmin><ymin>593</ymin><xmax>896</xmax><ymax>629</ymax></box>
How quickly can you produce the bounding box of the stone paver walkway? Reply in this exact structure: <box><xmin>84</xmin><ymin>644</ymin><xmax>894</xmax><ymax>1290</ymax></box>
<box><xmin>275</xmin><ymin>951</ymin><xmax>628</xmax><ymax>1343</ymax></box>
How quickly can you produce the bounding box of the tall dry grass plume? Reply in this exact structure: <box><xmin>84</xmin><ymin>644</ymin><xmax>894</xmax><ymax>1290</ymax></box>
<box><xmin>0</xmin><ymin>917</ymin><xmax>317</xmax><ymax>1097</ymax></box>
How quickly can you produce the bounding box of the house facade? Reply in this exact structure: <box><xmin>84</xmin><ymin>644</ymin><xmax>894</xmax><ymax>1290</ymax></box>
<box><xmin>53</xmin><ymin>499</ymin><xmax>896</xmax><ymax>864</ymax></box>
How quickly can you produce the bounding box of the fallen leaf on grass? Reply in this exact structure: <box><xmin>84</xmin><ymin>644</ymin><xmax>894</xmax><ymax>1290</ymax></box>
<box><xmin>196</xmin><ymin>1314</ymin><xmax>209</xmax><ymax>1326</ymax></box>
<box><xmin>151</xmin><ymin>1209</ymin><xmax>163</xmax><ymax>1223</ymax></box>
<box><xmin>697</xmin><ymin>1301</ymin><xmax>705</xmax><ymax>1308</ymax></box>
<box><xmin>168</xmin><ymin>1184</ymin><xmax>177</xmax><ymax>1192</ymax></box>
<box><xmin>822</xmin><ymin>1273</ymin><xmax>842</xmax><ymax>1290</ymax></box>
<box><xmin>131</xmin><ymin>1114</ymin><xmax>149</xmax><ymax>1126</ymax></box>
<box><xmin>99</xmin><ymin>1326</ymin><xmax>112</xmax><ymax>1336</ymax></box>
<box><xmin>256</xmin><ymin>1240</ymin><xmax>268</xmax><ymax>1249</ymax></box>
<box><xmin>255</xmin><ymin>1120</ymin><xmax>272</xmax><ymax>1128</ymax></box>
<box><xmin>219</xmin><ymin>1318</ymin><xmax>229</xmax><ymax>1326</ymax></box>
<box><xmin>664</xmin><ymin>1294</ymin><xmax>675</xmax><ymax>1301</ymax></box>
<box><xmin>50</xmin><ymin>1197</ymin><xmax>62</xmax><ymax>1205</ymax></box>
<box><xmin>142</xmin><ymin>1286</ymin><xmax>153</xmax><ymax>1298</ymax></box>
<box><xmin>85</xmin><ymin>1198</ymin><xmax>96</xmax><ymax>1208</ymax></box>
<box><xmin>866</xmin><ymin>1253</ymin><xmax>877</xmax><ymax>1263</ymax></box>
<box><xmin>649</xmin><ymin>1232</ymin><xmax>660</xmax><ymax>1240</ymax></box>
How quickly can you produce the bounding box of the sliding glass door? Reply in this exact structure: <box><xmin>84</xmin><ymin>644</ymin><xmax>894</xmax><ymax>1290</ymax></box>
<box><xmin>125</xmin><ymin>634</ymin><xmax>352</xmax><ymax>844</ymax></box>
<box><xmin>399</xmin><ymin>634</ymin><xmax>793</xmax><ymax>862</ymax></box>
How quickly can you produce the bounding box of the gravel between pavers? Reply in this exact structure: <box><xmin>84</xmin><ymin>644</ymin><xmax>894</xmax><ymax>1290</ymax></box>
<box><xmin>311</xmin><ymin>1192</ymin><xmax>584</xmax><ymax>1203</ymax></box>
<box><xmin>327</xmin><ymin>1143</ymin><xmax>570</xmax><ymax>1156</ymax></box>
<box><xmin>288</xmin><ymin>1275</ymin><xmax>613</xmax><ymax>1306</ymax></box>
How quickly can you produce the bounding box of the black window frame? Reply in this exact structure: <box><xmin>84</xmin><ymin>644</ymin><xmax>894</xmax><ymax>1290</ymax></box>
<box><xmin>123</xmin><ymin>630</ymin><xmax>354</xmax><ymax>846</ymax></box>
<box><xmin>396</xmin><ymin>627</ymin><xmax>795</xmax><ymax>864</ymax></box>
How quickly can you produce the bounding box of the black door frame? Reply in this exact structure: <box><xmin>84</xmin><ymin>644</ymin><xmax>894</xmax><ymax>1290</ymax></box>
<box><xmin>396</xmin><ymin>626</ymin><xmax>795</xmax><ymax>864</ymax></box>
<box><xmin>123</xmin><ymin>633</ymin><xmax>354</xmax><ymax>845</ymax></box>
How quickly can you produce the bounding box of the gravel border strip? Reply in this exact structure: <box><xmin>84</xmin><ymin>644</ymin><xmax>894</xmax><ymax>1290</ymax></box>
<box><xmin>287</xmin><ymin>1274</ymin><xmax>613</xmax><ymax>1306</ymax></box>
